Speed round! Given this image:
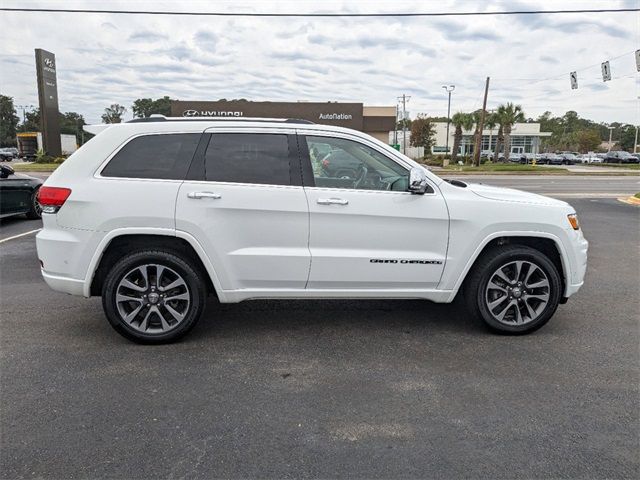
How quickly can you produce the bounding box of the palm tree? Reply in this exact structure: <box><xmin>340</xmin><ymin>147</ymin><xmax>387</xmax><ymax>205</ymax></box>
<box><xmin>450</xmin><ymin>112</ymin><xmax>474</xmax><ymax>163</ymax></box>
<box><xmin>485</xmin><ymin>112</ymin><xmax>498</xmax><ymax>159</ymax></box>
<box><xmin>496</xmin><ymin>103</ymin><xmax>525</xmax><ymax>162</ymax></box>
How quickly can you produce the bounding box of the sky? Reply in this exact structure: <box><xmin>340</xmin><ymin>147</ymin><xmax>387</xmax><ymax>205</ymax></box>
<box><xmin>1</xmin><ymin>0</ymin><xmax>638</xmax><ymax>125</ymax></box>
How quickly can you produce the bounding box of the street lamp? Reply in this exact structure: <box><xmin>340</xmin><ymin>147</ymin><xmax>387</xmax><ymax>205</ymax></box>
<box><xmin>607</xmin><ymin>126</ymin><xmax>615</xmax><ymax>152</ymax></box>
<box><xmin>442</xmin><ymin>85</ymin><xmax>455</xmax><ymax>158</ymax></box>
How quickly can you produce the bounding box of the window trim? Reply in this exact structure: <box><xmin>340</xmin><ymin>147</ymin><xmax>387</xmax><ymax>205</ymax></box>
<box><xmin>95</xmin><ymin>131</ymin><xmax>204</xmax><ymax>182</ymax></box>
<box><xmin>298</xmin><ymin>131</ymin><xmax>435</xmax><ymax>195</ymax></box>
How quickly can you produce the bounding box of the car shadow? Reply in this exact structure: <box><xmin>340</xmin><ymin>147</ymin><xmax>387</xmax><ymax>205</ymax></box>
<box><xmin>186</xmin><ymin>296</ymin><xmax>485</xmax><ymax>342</ymax></box>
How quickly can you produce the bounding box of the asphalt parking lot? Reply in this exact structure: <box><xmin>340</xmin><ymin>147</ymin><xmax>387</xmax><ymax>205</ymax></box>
<box><xmin>1</xmin><ymin>177</ymin><xmax>639</xmax><ymax>478</ymax></box>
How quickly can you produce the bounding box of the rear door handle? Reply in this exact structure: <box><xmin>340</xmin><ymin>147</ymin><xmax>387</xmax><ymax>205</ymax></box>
<box><xmin>317</xmin><ymin>198</ymin><xmax>349</xmax><ymax>205</ymax></box>
<box><xmin>187</xmin><ymin>191</ymin><xmax>222</xmax><ymax>200</ymax></box>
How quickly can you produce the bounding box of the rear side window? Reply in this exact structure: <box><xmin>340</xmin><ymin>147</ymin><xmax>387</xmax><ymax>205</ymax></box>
<box><xmin>102</xmin><ymin>133</ymin><xmax>201</xmax><ymax>179</ymax></box>
<box><xmin>204</xmin><ymin>133</ymin><xmax>291</xmax><ymax>185</ymax></box>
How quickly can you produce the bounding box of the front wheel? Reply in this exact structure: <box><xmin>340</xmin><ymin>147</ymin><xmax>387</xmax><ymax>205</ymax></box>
<box><xmin>25</xmin><ymin>187</ymin><xmax>42</xmax><ymax>219</ymax></box>
<box><xmin>464</xmin><ymin>246</ymin><xmax>562</xmax><ymax>334</ymax></box>
<box><xmin>102</xmin><ymin>250</ymin><xmax>206</xmax><ymax>343</ymax></box>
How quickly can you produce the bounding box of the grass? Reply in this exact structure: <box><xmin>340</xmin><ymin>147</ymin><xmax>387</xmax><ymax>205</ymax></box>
<box><xmin>585</xmin><ymin>163</ymin><xmax>640</xmax><ymax>170</ymax></box>
<box><xmin>12</xmin><ymin>162</ymin><xmax>60</xmax><ymax>172</ymax></box>
<box><xmin>439</xmin><ymin>163</ymin><xmax>568</xmax><ymax>173</ymax></box>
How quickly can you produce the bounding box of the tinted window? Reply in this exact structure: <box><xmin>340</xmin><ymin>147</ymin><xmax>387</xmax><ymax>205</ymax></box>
<box><xmin>205</xmin><ymin>134</ymin><xmax>290</xmax><ymax>185</ymax></box>
<box><xmin>306</xmin><ymin>136</ymin><xmax>408</xmax><ymax>191</ymax></box>
<box><xmin>102</xmin><ymin>133</ymin><xmax>200</xmax><ymax>179</ymax></box>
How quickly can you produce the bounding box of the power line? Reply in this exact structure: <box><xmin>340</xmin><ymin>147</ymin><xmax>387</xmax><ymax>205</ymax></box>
<box><xmin>0</xmin><ymin>7</ymin><xmax>638</xmax><ymax>17</ymax></box>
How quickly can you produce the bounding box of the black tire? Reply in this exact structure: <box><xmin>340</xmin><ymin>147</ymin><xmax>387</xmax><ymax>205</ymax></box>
<box><xmin>464</xmin><ymin>245</ymin><xmax>562</xmax><ymax>334</ymax></box>
<box><xmin>102</xmin><ymin>250</ymin><xmax>206</xmax><ymax>344</ymax></box>
<box><xmin>25</xmin><ymin>187</ymin><xmax>42</xmax><ymax>219</ymax></box>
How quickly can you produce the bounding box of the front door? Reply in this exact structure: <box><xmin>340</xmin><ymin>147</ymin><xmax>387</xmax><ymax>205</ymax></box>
<box><xmin>176</xmin><ymin>128</ymin><xmax>310</xmax><ymax>290</ymax></box>
<box><xmin>300</xmin><ymin>133</ymin><xmax>449</xmax><ymax>290</ymax></box>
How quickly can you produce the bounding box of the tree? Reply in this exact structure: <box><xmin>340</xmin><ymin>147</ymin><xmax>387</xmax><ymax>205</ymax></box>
<box><xmin>575</xmin><ymin>130</ymin><xmax>602</xmax><ymax>153</ymax></box>
<box><xmin>0</xmin><ymin>95</ymin><xmax>20</xmax><ymax>146</ymax></box>
<box><xmin>409</xmin><ymin>115</ymin><xmax>437</xmax><ymax>156</ymax></box>
<box><xmin>23</xmin><ymin>108</ymin><xmax>40</xmax><ymax>132</ymax></box>
<box><xmin>396</xmin><ymin>118</ymin><xmax>412</xmax><ymax>131</ymax></box>
<box><xmin>619</xmin><ymin>124</ymin><xmax>637</xmax><ymax>151</ymax></box>
<box><xmin>450</xmin><ymin>112</ymin><xmax>474</xmax><ymax>163</ymax></box>
<box><xmin>132</xmin><ymin>96</ymin><xmax>172</xmax><ymax>118</ymax></box>
<box><xmin>102</xmin><ymin>104</ymin><xmax>127</xmax><ymax>123</ymax></box>
<box><xmin>497</xmin><ymin>103</ymin><xmax>525</xmax><ymax>162</ymax></box>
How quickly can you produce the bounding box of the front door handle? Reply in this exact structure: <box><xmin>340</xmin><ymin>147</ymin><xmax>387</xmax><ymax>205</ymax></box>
<box><xmin>187</xmin><ymin>191</ymin><xmax>222</xmax><ymax>200</ymax></box>
<box><xmin>317</xmin><ymin>198</ymin><xmax>349</xmax><ymax>205</ymax></box>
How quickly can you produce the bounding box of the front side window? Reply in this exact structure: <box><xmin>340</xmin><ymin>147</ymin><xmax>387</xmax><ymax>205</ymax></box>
<box><xmin>306</xmin><ymin>136</ymin><xmax>409</xmax><ymax>191</ymax></box>
<box><xmin>102</xmin><ymin>133</ymin><xmax>200</xmax><ymax>179</ymax></box>
<box><xmin>204</xmin><ymin>133</ymin><xmax>291</xmax><ymax>185</ymax></box>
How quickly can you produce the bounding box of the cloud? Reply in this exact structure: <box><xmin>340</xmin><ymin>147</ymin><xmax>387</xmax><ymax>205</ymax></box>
<box><xmin>0</xmin><ymin>0</ymin><xmax>634</xmax><ymax>125</ymax></box>
<box><xmin>128</xmin><ymin>31</ymin><xmax>169</xmax><ymax>43</ymax></box>
<box><xmin>307</xmin><ymin>33</ymin><xmax>437</xmax><ymax>57</ymax></box>
<box><xmin>193</xmin><ymin>30</ymin><xmax>218</xmax><ymax>51</ymax></box>
<box><xmin>539</xmin><ymin>55</ymin><xmax>559</xmax><ymax>64</ymax></box>
<box><xmin>587</xmin><ymin>83</ymin><xmax>609</xmax><ymax>91</ymax></box>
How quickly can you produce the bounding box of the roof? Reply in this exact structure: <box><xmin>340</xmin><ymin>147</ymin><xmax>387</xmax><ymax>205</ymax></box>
<box><xmin>83</xmin><ymin>116</ymin><xmax>365</xmax><ymax>136</ymax></box>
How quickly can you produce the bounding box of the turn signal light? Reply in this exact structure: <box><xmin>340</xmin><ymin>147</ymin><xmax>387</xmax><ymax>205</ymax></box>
<box><xmin>567</xmin><ymin>213</ymin><xmax>580</xmax><ymax>230</ymax></box>
<box><xmin>37</xmin><ymin>187</ymin><xmax>72</xmax><ymax>213</ymax></box>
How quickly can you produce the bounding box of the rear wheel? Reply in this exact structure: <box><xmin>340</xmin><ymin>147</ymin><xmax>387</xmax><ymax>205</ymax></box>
<box><xmin>464</xmin><ymin>246</ymin><xmax>562</xmax><ymax>334</ymax></box>
<box><xmin>102</xmin><ymin>250</ymin><xmax>206</xmax><ymax>343</ymax></box>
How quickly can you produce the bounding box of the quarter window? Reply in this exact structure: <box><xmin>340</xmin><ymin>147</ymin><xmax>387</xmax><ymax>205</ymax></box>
<box><xmin>102</xmin><ymin>133</ymin><xmax>200</xmax><ymax>180</ymax></box>
<box><xmin>204</xmin><ymin>134</ymin><xmax>291</xmax><ymax>185</ymax></box>
<box><xmin>305</xmin><ymin>136</ymin><xmax>409</xmax><ymax>191</ymax></box>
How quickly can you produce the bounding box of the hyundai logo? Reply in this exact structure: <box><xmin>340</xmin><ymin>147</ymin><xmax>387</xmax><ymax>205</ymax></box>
<box><xmin>44</xmin><ymin>58</ymin><xmax>55</xmax><ymax>68</ymax></box>
<box><xmin>183</xmin><ymin>110</ymin><xmax>199</xmax><ymax>117</ymax></box>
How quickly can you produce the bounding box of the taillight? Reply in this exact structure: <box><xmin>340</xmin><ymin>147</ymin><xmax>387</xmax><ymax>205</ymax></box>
<box><xmin>37</xmin><ymin>187</ymin><xmax>72</xmax><ymax>213</ymax></box>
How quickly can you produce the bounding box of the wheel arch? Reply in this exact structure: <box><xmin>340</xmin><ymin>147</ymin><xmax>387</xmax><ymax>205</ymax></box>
<box><xmin>449</xmin><ymin>232</ymin><xmax>569</xmax><ymax>301</ymax></box>
<box><xmin>87</xmin><ymin>230</ymin><xmax>223</xmax><ymax>299</ymax></box>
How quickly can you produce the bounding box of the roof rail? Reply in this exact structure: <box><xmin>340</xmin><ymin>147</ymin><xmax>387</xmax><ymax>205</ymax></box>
<box><xmin>126</xmin><ymin>115</ymin><xmax>314</xmax><ymax>125</ymax></box>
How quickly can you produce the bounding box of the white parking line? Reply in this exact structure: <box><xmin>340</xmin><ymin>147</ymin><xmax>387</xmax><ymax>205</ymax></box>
<box><xmin>0</xmin><ymin>228</ymin><xmax>41</xmax><ymax>244</ymax></box>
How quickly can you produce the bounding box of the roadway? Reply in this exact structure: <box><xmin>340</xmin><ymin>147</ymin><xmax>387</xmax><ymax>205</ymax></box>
<box><xmin>1</xmin><ymin>176</ymin><xmax>639</xmax><ymax>479</ymax></box>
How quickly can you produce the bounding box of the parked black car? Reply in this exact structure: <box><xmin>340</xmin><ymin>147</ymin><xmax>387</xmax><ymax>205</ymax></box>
<box><xmin>605</xmin><ymin>151</ymin><xmax>639</xmax><ymax>164</ymax></box>
<box><xmin>0</xmin><ymin>164</ymin><xmax>43</xmax><ymax>219</ymax></box>
<box><xmin>539</xmin><ymin>153</ymin><xmax>563</xmax><ymax>165</ymax></box>
<box><xmin>558</xmin><ymin>152</ymin><xmax>578</xmax><ymax>165</ymax></box>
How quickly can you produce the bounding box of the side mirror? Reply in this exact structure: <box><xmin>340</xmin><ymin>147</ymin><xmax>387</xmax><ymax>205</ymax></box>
<box><xmin>0</xmin><ymin>164</ymin><xmax>14</xmax><ymax>179</ymax></box>
<box><xmin>408</xmin><ymin>167</ymin><xmax>428</xmax><ymax>194</ymax></box>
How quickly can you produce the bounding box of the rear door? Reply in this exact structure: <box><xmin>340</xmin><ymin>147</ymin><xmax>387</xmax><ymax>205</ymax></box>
<box><xmin>300</xmin><ymin>132</ymin><xmax>449</xmax><ymax>290</ymax></box>
<box><xmin>176</xmin><ymin>128</ymin><xmax>310</xmax><ymax>291</ymax></box>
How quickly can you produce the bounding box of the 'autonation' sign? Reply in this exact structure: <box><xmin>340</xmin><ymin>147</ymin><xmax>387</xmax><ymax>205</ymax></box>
<box><xmin>171</xmin><ymin>100</ymin><xmax>364</xmax><ymax>129</ymax></box>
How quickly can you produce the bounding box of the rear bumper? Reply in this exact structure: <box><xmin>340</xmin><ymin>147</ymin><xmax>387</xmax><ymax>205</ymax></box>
<box><xmin>41</xmin><ymin>271</ymin><xmax>85</xmax><ymax>296</ymax></box>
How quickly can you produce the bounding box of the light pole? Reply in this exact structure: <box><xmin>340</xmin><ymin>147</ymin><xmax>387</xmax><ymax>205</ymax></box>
<box><xmin>16</xmin><ymin>104</ymin><xmax>35</xmax><ymax>131</ymax></box>
<box><xmin>442</xmin><ymin>85</ymin><xmax>455</xmax><ymax>160</ymax></box>
<box><xmin>607</xmin><ymin>126</ymin><xmax>615</xmax><ymax>152</ymax></box>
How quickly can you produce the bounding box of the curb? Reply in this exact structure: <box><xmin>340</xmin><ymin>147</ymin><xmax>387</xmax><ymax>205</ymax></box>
<box><xmin>618</xmin><ymin>196</ymin><xmax>640</xmax><ymax>206</ymax></box>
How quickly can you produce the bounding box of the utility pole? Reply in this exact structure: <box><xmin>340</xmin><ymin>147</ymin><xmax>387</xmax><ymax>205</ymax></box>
<box><xmin>473</xmin><ymin>77</ymin><xmax>490</xmax><ymax>167</ymax></box>
<box><xmin>394</xmin><ymin>104</ymin><xmax>399</xmax><ymax>146</ymax></box>
<box><xmin>398</xmin><ymin>94</ymin><xmax>410</xmax><ymax>154</ymax></box>
<box><xmin>442</xmin><ymin>85</ymin><xmax>455</xmax><ymax>165</ymax></box>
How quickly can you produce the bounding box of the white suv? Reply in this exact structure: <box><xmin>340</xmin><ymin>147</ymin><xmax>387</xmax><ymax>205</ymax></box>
<box><xmin>36</xmin><ymin>117</ymin><xmax>588</xmax><ymax>343</ymax></box>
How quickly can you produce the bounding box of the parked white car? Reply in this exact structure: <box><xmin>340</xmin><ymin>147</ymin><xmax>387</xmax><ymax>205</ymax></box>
<box><xmin>36</xmin><ymin>117</ymin><xmax>588</xmax><ymax>343</ymax></box>
<box><xmin>579</xmin><ymin>154</ymin><xmax>603</xmax><ymax>164</ymax></box>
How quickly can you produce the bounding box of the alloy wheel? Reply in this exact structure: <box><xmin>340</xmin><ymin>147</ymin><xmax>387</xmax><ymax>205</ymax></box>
<box><xmin>115</xmin><ymin>264</ymin><xmax>191</xmax><ymax>334</ymax></box>
<box><xmin>484</xmin><ymin>260</ymin><xmax>551</xmax><ymax>326</ymax></box>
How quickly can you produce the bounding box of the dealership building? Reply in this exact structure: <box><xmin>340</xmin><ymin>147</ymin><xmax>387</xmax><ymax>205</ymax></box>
<box><xmin>170</xmin><ymin>100</ymin><xmax>397</xmax><ymax>143</ymax></box>
<box><xmin>431</xmin><ymin>122</ymin><xmax>552</xmax><ymax>155</ymax></box>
